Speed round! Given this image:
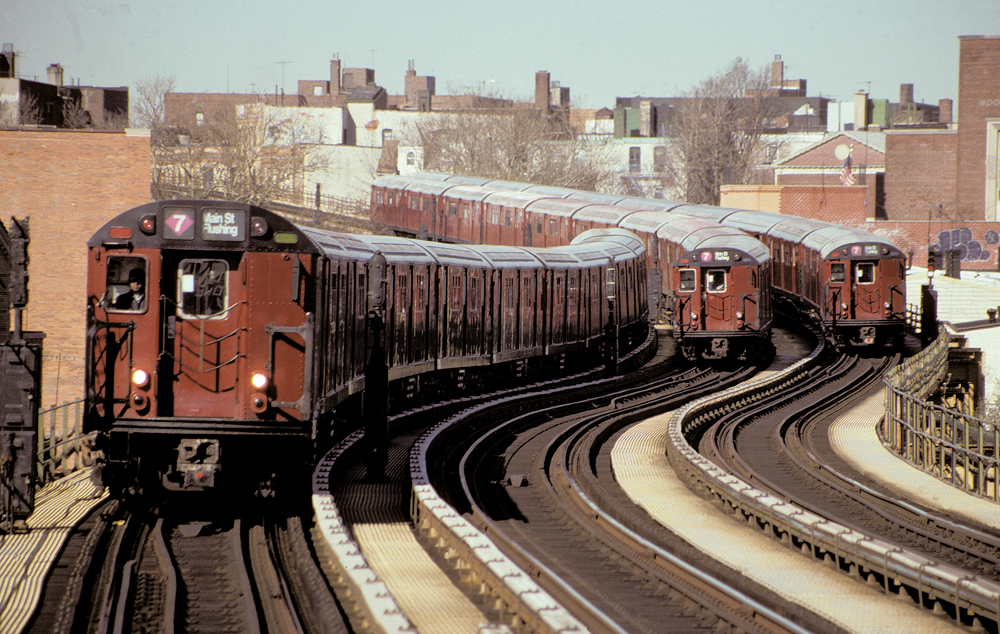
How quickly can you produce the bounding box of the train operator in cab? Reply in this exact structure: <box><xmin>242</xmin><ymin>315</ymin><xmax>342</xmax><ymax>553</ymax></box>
<box><xmin>114</xmin><ymin>268</ymin><xmax>146</xmax><ymax>311</ymax></box>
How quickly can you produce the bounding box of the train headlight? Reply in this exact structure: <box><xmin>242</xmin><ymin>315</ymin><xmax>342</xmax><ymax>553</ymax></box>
<box><xmin>841</xmin><ymin>303</ymin><xmax>848</xmax><ymax>311</ymax></box>
<box><xmin>735</xmin><ymin>312</ymin><xmax>743</xmax><ymax>320</ymax></box>
<box><xmin>884</xmin><ymin>302</ymin><xmax>891</xmax><ymax>309</ymax></box>
<box><xmin>690</xmin><ymin>312</ymin><xmax>698</xmax><ymax>321</ymax></box>
<box><xmin>131</xmin><ymin>369</ymin><xmax>150</xmax><ymax>388</ymax></box>
<box><xmin>251</xmin><ymin>372</ymin><xmax>269</xmax><ymax>390</ymax></box>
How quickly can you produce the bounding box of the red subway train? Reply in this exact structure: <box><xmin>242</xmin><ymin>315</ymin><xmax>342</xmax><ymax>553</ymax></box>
<box><xmin>372</xmin><ymin>171</ymin><xmax>906</xmax><ymax>351</ymax></box>
<box><xmin>373</xmin><ymin>175</ymin><xmax>774</xmax><ymax>360</ymax></box>
<box><xmin>84</xmin><ymin>201</ymin><xmax>650</xmax><ymax>496</ymax></box>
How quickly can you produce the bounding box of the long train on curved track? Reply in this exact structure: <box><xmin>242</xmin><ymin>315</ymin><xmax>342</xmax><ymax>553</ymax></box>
<box><xmin>84</xmin><ymin>201</ymin><xmax>650</xmax><ymax>495</ymax></box>
<box><xmin>372</xmin><ymin>172</ymin><xmax>907</xmax><ymax>354</ymax></box>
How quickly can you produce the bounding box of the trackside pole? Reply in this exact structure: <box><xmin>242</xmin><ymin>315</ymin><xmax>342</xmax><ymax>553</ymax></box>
<box><xmin>364</xmin><ymin>253</ymin><xmax>388</xmax><ymax>481</ymax></box>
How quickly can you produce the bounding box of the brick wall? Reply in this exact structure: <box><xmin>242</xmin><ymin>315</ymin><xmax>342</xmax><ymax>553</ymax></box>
<box><xmin>884</xmin><ymin>130</ymin><xmax>957</xmax><ymax>221</ymax></box>
<box><xmin>0</xmin><ymin>128</ymin><xmax>151</xmax><ymax>408</ymax></box>
<box><xmin>957</xmin><ymin>36</ymin><xmax>1000</xmax><ymax>220</ymax></box>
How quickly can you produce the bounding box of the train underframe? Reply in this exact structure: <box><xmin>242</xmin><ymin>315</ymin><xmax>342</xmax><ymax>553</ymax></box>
<box><xmin>827</xmin><ymin>319</ymin><xmax>905</xmax><ymax>350</ymax></box>
<box><xmin>676</xmin><ymin>330</ymin><xmax>770</xmax><ymax>363</ymax></box>
<box><xmin>91</xmin><ymin>421</ymin><xmax>313</xmax><ymax>500</ymax></box>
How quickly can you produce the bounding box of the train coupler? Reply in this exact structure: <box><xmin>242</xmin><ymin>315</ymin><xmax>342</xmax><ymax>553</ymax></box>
<box><xmin>177</xmin><ymin>438</ymin><xmax>220</xmax><ymax>488</ymax></box>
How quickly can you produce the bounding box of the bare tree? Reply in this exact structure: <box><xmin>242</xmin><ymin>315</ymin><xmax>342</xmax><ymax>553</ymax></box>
<box><xmin>412</xmin><ymin>97</ymin><xmax>614</xmax><ymax>191</ymax></box>
<box><xmin>61</xmin><ymin>99</ymin><xmax>90</xmax><ymax>129</ymax></box>
<box><xmin>668</xmin><ymin>58</ymin><xmax>780</xmax><ymax>205</ymax></box>
<box><xmin>19</xmin><ymin>93</ymin><xmax>42</xmax><ymax>126</ymax></box>
<box><xmin>132</xmin><ymin>74</ymin><xmax>176</xmax><ymax>129</ymax></box>
<box><xmin>153</xmin><ymin>103</ymin><xmax>329</xmax><ymax>206</ymax></box>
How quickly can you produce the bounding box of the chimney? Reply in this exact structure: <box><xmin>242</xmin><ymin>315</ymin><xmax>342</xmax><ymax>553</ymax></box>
<box><xmin>47</xmin><ymin>63</ymin><xmax>64</xmax><ymax>86</ymax></box>
<box><xmin>939</xmin><ymin>98</ymin><xmax>953</xmax><ymax>124</ymax></box>
<box><xmin>535</xmin><ymin>71</ymin><xmax>550</xmax><ymax>115</ymax></box>
<box><xmin>854</xmin><ymin>91</ymin><xmax>870</xmax><ymax>130</ymax></box>
<box><xmin>771</xmin><ymin>55</ymin><xmax>784</xmax><ymax>88</ymax></box>
<box><xmin>639</xmin><ymin>100</ymin><xmax>654</xmax><ymax>137</ymax></box>
<box><xmin>899</xmin><ymin>83</ymin><xmax>913</xmax><ymax>105</ymax></box>
<box><xmin>0</xmin><ymin>43</ymin><xmax>14</xmax><ymax>79</ymax></box>
<box><xmin>330</xmin><ymin>54</ymin><xmax>341</xmax><ymax>94</ymax></box>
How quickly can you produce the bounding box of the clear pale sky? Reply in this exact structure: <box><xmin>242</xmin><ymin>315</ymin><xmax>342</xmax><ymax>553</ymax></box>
<box><xmin>4</xmin><ymin>0</ymin><xmax>1000</xmax><ymax>109</ymax></box>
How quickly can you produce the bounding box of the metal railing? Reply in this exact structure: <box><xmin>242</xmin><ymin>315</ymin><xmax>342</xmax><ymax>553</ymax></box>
<box><xmin>36</xmin><ymin>399</ymin><xmax>94</xmax><ymax>486</ymax></box>
<box><xmin>883</xmin><ymin>330</ymin><xmax>999</xmax><ymax>502</ymax></box>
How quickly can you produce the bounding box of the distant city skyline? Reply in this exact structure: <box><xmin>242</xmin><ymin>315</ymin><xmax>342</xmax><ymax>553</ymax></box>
<box><xmin>4</xmin><ymin>0</ymin><xmax>999</xmax><ymax>111</ymax></box>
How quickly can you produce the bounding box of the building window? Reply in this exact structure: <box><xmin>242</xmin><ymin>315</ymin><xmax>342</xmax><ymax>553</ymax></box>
<box><xmin>629</xmin><ymin>147</ymin><xmax>641</xmax><ymax>173</ymax></box>
<box><xmin>406</xmin><ymin>151</ymin><xmax>415</xmax><ymax>166</ymax></box>
<box><xmin>382</xmin><ymin>128</ymin><xmax>393</xmax><ymax>144</ymax></box>
<box><xmin>195</xmin><ymin>112</ymin><xmax>205</xmax><ymax>127</ymax></box>
<box><xmin>313</xmin><ymin>85</ymin><xmax>323</xmax><ymax>96</ymax></box>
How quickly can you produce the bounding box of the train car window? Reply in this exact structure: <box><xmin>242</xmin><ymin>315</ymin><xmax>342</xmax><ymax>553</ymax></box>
<box><xmin>856</xmin><ymin>263</ymin><xmax>875</xmax><ymax>284</ymax></box>
<box><xmin>469</xmin><ymin>275</ymin><xmax>480</xmax><ymax>308</ymax></box>
<box><xmin>549</xmin><ymin>219</ymin><xmax>557</xmax><ymax>236</ymax></box>
<box><xmin>505</xmin><ymin>210</ymin><xmax>513</xmax><ymax>227</ymax></box>
<box><xmin>678</xmin><ymin>269</ymin><xmax>696</xmax><ymax>292</ymax></box>
<box><xmin>449</xmin><ymin>203</ymin><xmax>457</xmax><ymax>217</ymax></box>
<box><xmin>178</xmin><ymin>259</ymin><xmax>228</xmax><ymax>318</ymax></box>
<box><xmin>707</xmin><ymin>270</ymin><xmax>726</xmax><ymax>293</ymax></box>
<box><xmin>409</xmin><ymin>196</ymin><xmax>418</xmax><ymax>210</ymax></box>
<box><xmin>503</xmin><ymin>277</ymin><xmax>515</xmax><ymax>310</ymax></box>
<box><xmin>554</xmin><ymin>277</ymin><xmax>563</xmax><ymax>306</ymax></box>
<box><xmin>830</xmin><ymin>262</ymin><xmax>846</xmax><ymax>283</ymax></box>
<box><xmin>106</xmin><ymin>255</ymin><xmax>148</xmax><ymax>312</ymax></box>
<box><xmin>387</xmin><ymin>193</ymin><xmax>394</xmax><ymax>206</ymax></box>
<box><xmin>535</xmin><ymin>220</ymin><xmax>542</xmax><ymax>234</ymax></box>
<box><xmin>449</xmin><ymin>274</ymin><xmax>463</xmax><ymax>310</ymax></box>
<box><xmin>524</xmin><ymin>278</ymin><xmax>533</xmax><ymax>308</ymax></box>
<box><xmin>375</xmin><ymin>191</ymin><xmax>383</xmax><ymax>204</ymax></box>
<box><xmin>490</xmin><ymin>209</ymin><xmax>499</xmax><ymax>224</ymax></box>
<box><xmin>568</xmin><ymin>276</ymin><xmax>578</xmax><ymax>305</ymax></box>
<box><xmin>415</xmin><ymin>274</ymin><xmax>426</xmax><ymax>312</ymax></box>
<box><xmin>422</xmin><ymin>197</ymin><xmax>430</xmax><ymax>213</ymax></box>
<box><xmin>397</xmin><ymin>275</ymin><xmax>408</xmax><ymax>312</ymax></box>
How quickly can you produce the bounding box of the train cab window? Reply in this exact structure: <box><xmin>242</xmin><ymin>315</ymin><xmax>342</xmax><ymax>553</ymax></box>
<box><xmin>178</xmin><ymin>259</ymin><xmax>228</xmax><ymax>319</ymax></box>
<box><xmin>106</xmin><ymin>255</ymin><xmax>148</xmax><ymax>312</ymax></box>
<box><xmin>706</xmin><ymin>269</ymin><xmax>726</xmax><ymax>293</ymax></box>
<box><xmin>830</xmin><ymin>262</ymin><xmax>846</xmax><ymax>283</ymax></box>
<box><xmin>856</xmin><ymin>263</ymin><xmax>875</xmax><ymax>284</ymax></box>
<box><xmin>678</xmin><ymin>269</ymin><xmax>696</xmax><ymax>292</ymax></box>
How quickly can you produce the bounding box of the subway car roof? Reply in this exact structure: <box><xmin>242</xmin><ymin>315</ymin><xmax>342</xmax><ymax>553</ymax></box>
<box><xmin>525</xmin><ymin>198</ymin><xmax>592</xmax><ymax>217</ymax></box>
<box><xmin>89</xmin><ymin>200</ymin><xmax>321</xmax><ymax>254</ymax></box>
<box><xmin>572</xmin><ymin>203</ymin><xmax>638</xmax><ymax>226</ymax></box>
<box><xmin>571</xmin><ymin>228</ymin><xmax>647</xmax><ymax>262</ymax></box>
<box><xmin>437</xmin><ymin>184</ymin><xmax>496</xmax><ymax>202</ymax></box>
<box><xmin>676</xmin><ymin>234</ymin><xmax>771</xmax><ymax>267</ymax></box>
<box><xmin>483</xmin><ymin>190</ymin><xmax>552</xmax><ymax>208</ymax></box>
<box><xmin>810</xmin><ymin>228</ymin><xmax>904</xmax><ymax>260</ymax></box>
<box><xmin>613</xmin><ymin>197</ymin><xmax>689</xmax><ymax>213</ymax></box>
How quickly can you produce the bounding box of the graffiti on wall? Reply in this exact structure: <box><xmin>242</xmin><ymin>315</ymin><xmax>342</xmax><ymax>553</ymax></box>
<box><xmin>932</xmin><ymin>228</ymin><xmax>1000</xmax><ymax>262</ymax></box>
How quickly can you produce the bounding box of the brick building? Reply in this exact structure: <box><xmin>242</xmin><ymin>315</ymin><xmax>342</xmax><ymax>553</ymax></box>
<box><xmin>0</xmin><ymin>128</ymin><xmax>151</xmax><ymax>408</ymax></box>
<box><xmin>726</xmin><ymin>35</ymin><xmax>1000</xmax><ymax>272</ymax></box>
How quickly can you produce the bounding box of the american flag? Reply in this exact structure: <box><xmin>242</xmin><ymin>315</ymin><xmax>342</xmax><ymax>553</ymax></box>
<box><xmin>839</xmin><ymin>154</ymin><xmax>856</xmax><ymax>186</ymax></box>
